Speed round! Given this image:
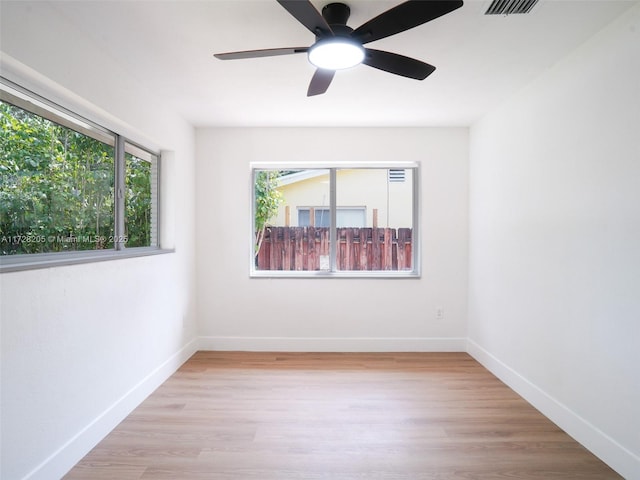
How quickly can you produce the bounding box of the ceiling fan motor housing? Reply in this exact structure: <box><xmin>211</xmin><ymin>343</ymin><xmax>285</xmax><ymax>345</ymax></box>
<box><xmin>308</xmin><ymin>1</ymin><xmax>363</xmax><ymax>71</ymax></box>
<box><xmin>321</xmin><ymin>2</ymin><xmax>357</xmax><ymax>39</ymax></box>
<box><xmin>322</xmin><ymin>3</ymin><xmax>352</xmax><ymax>28</ymax></box>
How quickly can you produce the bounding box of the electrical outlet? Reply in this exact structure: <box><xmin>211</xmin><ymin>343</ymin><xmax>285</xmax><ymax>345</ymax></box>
<box><xmin>436</xmin><ymin>307</ymin><xmax>444</xmax><ymax>320</ymax></box>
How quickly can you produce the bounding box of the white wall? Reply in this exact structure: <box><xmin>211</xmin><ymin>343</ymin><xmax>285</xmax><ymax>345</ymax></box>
<box><xmin>0</xmin><ymin>3</ymin><xmax>198</xmax><ymax>480</ymax></box>
<box><xmin>468</xmin><ymin>4</ymin><xmax>640</xmax><ymax>478</ymax></box>
<box><xmin>196</xmin><ymin>127</ymin><xmax>469</xmax><ymax>352</ymax></box>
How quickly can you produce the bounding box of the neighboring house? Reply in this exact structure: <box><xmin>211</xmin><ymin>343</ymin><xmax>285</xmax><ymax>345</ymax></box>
<box><xmin>273</xmin><ymin>168</ymin><xmax>413</xmax><ymax>229</ymax></box>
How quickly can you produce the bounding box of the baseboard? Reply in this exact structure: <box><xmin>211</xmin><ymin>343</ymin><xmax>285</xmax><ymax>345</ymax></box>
<box><xmin>23</xmin><ymin>338</ymin><xmax>199</xmax><ymax>480</ymax></box>
<box><xmin>466</xmin><ymin>339</ymin><xmax>640</xmax><ymax>480</ymax></box>
<box><xmin>198</xmin><ymin>336</ymin><xmax>467</xmax><ymax>352</ymax></box>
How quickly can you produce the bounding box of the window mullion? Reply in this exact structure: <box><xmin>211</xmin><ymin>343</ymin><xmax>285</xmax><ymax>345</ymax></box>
<box><xmin>329</xmin><ymin>168</ymin><xmax>337</xmax><ymax>272</ymax></box>
<box><xmin>114</xmin><ymin>135</ymin><xmax>126</xmax><ymax>250</ymax></box>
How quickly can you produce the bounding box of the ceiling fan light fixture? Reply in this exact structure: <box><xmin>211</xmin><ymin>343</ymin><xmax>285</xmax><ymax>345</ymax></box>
<box><xmin>308</xmin><ymin>38</ymin><xmax>365</xmax><ymax>70</ymax></box>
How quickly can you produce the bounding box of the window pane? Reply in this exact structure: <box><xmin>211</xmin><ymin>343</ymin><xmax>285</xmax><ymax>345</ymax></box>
<box><xmin>254</xmin><ymin>168</ymin><xmax>330</xmax><ymax>271</ymax></box>
<box><xmin>298</xmin><ymin>209</ymin><xmax>310</xmax><ymax>226</ymax></box>
<box><xmin>336</xmin><ymin>208</ymin><xmax>365</xmax><ymax>227</ymax></box>
<box><xmin>314</xmin><ymin>208</ymin><xmax>330</xmax><ymax>228</ymax></box>
<box><xmin>336</xmin><ymin>168</ymin><xmax>413</xmax><ymax>271</ymax></box>
<box><xmin>125</xmin><ymin>144</ymin><xmax>157</xmax><ymax>248</ymax></box>
<box><xmin>1</xmin><ymin>100</ymin><xmax>115</xmax><ymax>255</ymax></box>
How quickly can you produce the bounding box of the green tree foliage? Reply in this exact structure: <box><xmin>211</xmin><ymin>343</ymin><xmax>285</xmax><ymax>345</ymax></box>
<box><xmin>0</xmin><ymin>101</ymin><xmax>152</xmax><ymax>255</ymax></box>
<box><xmin>254</xmin><ymin>170</ymin><xmax>283</xmax><ymax>257</ymax></box>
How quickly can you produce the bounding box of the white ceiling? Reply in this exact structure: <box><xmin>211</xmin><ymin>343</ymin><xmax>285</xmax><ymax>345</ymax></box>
<box><xmin>14</xmin><ymin>0</ymin><xmax>640</xmax><ymax>127</ymax></box>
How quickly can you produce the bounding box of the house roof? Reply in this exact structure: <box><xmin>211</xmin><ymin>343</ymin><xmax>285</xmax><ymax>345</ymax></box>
<box><xmin>277</xmin><ymin>170</ymin><xmax>328</xmax><ymax>187</ymax></box>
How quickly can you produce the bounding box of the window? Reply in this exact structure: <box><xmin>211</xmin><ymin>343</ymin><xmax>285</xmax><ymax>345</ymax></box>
<box><xmin>251</xmin><ymin>163</ymin><xmax>419</xmax><ymax>277</ymax></box>
<box><xmin>298</xmin><ymin>207</ymin><xmax>365</xmax><ymax>228</ymax></box>
<box><xmin>125</xmin><ymin>143</ymin><xmax>158</xmax><ymax>248</ymax></box>
<box><xmin>0</xmin><ymin>78</ymin><xmax>161</xmax><ymax>271</ymax></box>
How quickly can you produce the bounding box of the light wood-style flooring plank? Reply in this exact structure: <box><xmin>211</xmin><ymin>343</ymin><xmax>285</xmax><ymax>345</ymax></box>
<box><xmin>63</xmin><ymin>352</ymin><xmax>622</xmax><ymax>479</ymax></box>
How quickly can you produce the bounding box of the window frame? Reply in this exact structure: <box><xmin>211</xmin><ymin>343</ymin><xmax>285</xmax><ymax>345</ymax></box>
<box><xmin>0</xmin><ymin>77</ymin><xmax>167</xmax><ymax>273</ymax></box>
<box><xmin>250</xmin><ymin>161</ymin><xmax>421</xmax><ymax>279</ymax></box>
<box><xmin>124</xmin><ymin>141</ymin><xmax>160</xmax><ymax>248</ymax></box>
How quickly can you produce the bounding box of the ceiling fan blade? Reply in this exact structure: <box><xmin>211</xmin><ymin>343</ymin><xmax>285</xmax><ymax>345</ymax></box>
<box><xmin>214</xmin><ymin>47</ymin><xmax>308</xmax><ymax>60</ymax></box>
<box><xmin>363</xmin><ymin>49</ymin><xmax>435</xmax><ymax>80</ymax></box>
<box><xmin>277</xmin><ymin>0</ymin><xmax>333</xmax><ymax>37</ymax></box>
<box><xmin>352</xmin><ymin>0</ymin><xmax>463</xmax><ymax>44</ymax></box>
<box><xmin>307</xmin><ymin>69</ymin><xmax>335</xmax><ymax>96</ymax></box>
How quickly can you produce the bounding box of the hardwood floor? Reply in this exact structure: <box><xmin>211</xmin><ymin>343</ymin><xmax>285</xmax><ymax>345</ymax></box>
<box><xmin>64</xmin><ymin>352</ymin><xmax>622</xmax><ymax>479</ymax></box>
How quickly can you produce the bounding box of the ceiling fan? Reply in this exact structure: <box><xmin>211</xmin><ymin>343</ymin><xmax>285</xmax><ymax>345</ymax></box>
<box><xmin>214</xmin><ymin>0</ymin><xmax>464</xmax><ymax>96</ymax></box>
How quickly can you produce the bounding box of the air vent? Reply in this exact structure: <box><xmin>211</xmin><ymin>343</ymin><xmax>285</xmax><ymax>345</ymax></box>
<box><xmin>485</xmin><ymin>0</ymin><xmax>539</xmax><ymax>15</ymax></box>
<box><xmin>388</xmin><ymin>169</ymin><xmax>406</xmax><ymax>183</ymax></box>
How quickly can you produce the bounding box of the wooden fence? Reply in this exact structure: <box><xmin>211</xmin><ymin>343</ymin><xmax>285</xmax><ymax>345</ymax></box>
<box><xmin>256</xmin><ymin>227</ymin><xmax>412</xmax><ymax>271</ymax></box>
